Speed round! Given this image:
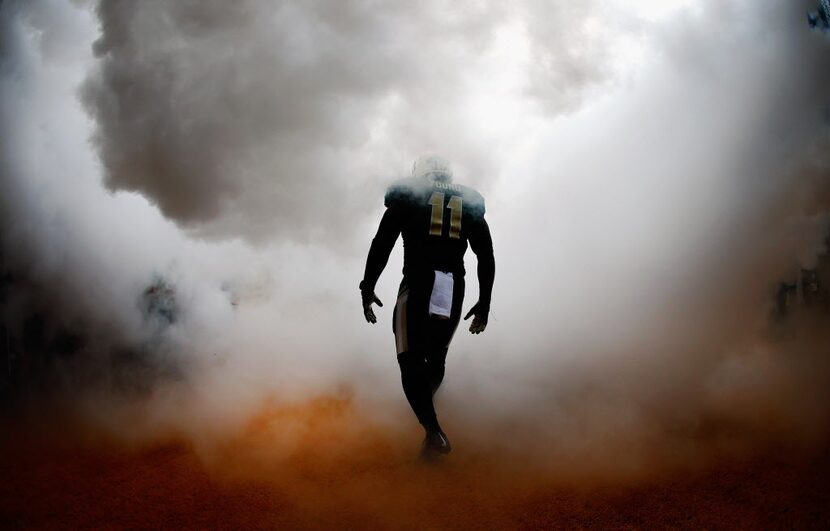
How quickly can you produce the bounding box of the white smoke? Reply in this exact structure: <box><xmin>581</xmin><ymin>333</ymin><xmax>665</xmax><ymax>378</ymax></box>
<box><xmin>1</xmin><ymin>0</ymin><xmax>829</xmax><ymax>476</ymax></box>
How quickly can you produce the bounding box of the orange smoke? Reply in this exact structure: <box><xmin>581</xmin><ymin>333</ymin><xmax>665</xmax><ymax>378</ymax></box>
<box><xmin>3</xmin><ymin>393</ymin><xmax>830</xmax><ymax>529</ymax></box>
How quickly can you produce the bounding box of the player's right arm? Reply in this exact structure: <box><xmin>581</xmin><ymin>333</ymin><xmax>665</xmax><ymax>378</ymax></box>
<box><xmin>465</xmin><ymin>216</ymin><xmax>495</xmax><ymax>334</ymax></box>
<box><xmin>360</xmin><ymin>205</ymin><xmax>403</xmax><ymax>324</ymax></box>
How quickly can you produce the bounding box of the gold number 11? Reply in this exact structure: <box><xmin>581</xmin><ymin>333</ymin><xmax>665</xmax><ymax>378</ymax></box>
<box><xmin>429</xmin><ymin>192</ymin><xmax>463</xmax><ymax>239</ymax></box>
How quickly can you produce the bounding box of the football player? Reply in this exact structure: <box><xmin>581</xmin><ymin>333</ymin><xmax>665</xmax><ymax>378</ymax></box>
<box><xmin>360</xmin><ymin>155</ymin><xmax>495</xmax><ymax>457</ymax></box>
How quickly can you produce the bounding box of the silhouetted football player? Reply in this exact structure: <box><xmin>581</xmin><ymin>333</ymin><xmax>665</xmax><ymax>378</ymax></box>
<box><xmin>360</xmin><ymin>155</ymin><xmax>495</xmax><ymax>457</ymax></box>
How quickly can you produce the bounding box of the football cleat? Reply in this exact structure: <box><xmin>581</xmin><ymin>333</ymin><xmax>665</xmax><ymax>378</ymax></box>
<box><xmin>421</xmin><ymin>429</ymin><xmax>452</xmax><ymax>459</ymax></box>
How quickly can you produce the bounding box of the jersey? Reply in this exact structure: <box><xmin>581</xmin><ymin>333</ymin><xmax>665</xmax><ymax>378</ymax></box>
<box><xmin>385</xmin><ymin>177</ymin><xmax>486</xmax><ymax>278</ymax></box>
<box><xmin>361</xmin><ymin>176</ymin><xmax>494</xmax><ymax>308</ymax></box>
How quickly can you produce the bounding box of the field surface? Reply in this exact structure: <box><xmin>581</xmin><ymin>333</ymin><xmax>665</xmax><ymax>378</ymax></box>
<box><xmin>2</xmin><ymin>398</ymin><xmax>829</xmax><ymax>530</ymax></box>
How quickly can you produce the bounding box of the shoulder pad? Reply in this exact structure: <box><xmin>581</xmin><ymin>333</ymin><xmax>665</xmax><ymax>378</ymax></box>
<box><xmin>384</xmin><ymin>177</ymin><xmax>429</xmax><ymax>208</ymax></box>
<box><xmin>434</xmin><ymin>182</ymin><xmax>485</xmax><ymax>217</ymax></box>
<box><xmin>384</xmin><ymin>178</ymin><xmax>486</xmax><ymax>217</ymax></box>
<box><xmin>461</xmin><ymin>185</ymin><xmax>485</xmax><ymax>217</ymax></box>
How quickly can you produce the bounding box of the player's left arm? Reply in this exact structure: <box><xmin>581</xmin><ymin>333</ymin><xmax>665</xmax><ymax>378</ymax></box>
<box><xmin>465</xmin><ymin>216</ymin><xmax>495</xmax><ymax>334</ymax></box>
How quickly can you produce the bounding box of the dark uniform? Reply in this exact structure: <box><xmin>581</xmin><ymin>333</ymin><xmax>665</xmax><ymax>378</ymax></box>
<box><xmin>360</xmin><ymin>176</ymin><xmax>495</xmax><ymax>441</ymax></box>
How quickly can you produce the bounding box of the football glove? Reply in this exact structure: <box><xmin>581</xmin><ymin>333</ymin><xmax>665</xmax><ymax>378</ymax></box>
<box><xmin>463</xmin><ymin>301</ymin><xmax>489</xmax><ymax>334</ymax></box>
<box><xmin>361</xmin><ymin>288</ymin><xmax>383</xmax><ymax>324</ymax></box>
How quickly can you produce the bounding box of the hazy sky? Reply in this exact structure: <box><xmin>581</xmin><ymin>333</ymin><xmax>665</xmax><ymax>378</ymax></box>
<box><xmin>1</xmin><ymin>0</ymin><xmax>829</xmax><ymax>471</ymax></box>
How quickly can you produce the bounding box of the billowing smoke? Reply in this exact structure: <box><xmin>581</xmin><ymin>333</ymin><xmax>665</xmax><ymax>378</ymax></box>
<box><xmin>82</xmin><ymin>1</ymin><xmax>496</xmax><ymax>241</ymax></box>
<box><xmin>1</xmin><ymin>0</ymin><xmax>830</xmax><ymax>492</ymax></box>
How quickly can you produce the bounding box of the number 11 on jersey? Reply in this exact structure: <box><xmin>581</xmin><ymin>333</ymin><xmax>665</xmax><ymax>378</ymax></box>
<box><xmin>429</xmin><ymin>192</ymin><xmax>463</xmax><ymax>239</ymax></box>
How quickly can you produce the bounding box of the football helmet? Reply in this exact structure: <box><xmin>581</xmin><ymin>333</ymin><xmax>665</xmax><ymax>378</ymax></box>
<box><xmin>412</xmin><ymin>155</ymin><xmax>453</xmax><ymax>183</ymax></box>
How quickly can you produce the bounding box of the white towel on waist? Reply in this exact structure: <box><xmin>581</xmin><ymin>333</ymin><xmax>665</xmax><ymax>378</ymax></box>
<box><xmin>428</xmin><ymin>271</ymin><xmax>454</xmax><ymax>319</ymax></box>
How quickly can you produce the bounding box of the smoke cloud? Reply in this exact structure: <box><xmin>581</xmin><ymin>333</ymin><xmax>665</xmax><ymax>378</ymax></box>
<box><xmin>82</xmin><ymin>1</ymin><xmax>508</xmax><ymax>241</ymax></box>
<box><xmin>1</xmin><ymin>0</ymin><xmax>830</xmax><ymax>498</ymax></box>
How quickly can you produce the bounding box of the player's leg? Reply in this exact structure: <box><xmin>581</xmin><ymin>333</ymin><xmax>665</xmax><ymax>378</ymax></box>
<box><xmin>396</xmin><ymin>350</ymin><xmax>440</xmax><ymax>432</ymax></box>
<box><xmin>393</xmin><ymin>279</ymin><xmax>443</xmax><ymax>434</ymax></box>
<box><xmin>426</xmin><ymin>347</ymin><xmax>448</xmax><ymax>395</ymax></box>
<box><xmin>424</xmin><ymin>275</ymin><xmax>464</xmax><ymax>396</ymax></box>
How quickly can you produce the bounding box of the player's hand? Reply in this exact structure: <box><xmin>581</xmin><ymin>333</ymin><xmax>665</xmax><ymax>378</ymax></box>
<box><xmin>464</xmin><ymin>301</ymin><xmax>489</xmax><ymax>334</ymax></box>
<box><xmin>361</xmin><ymin>290</ymin><xmax>383</xmax><ymax>324</ymax></box>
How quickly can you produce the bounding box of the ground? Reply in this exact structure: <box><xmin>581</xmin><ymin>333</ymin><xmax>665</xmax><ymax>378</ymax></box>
<box><xmin>1</xmin><ymin>395</ymin><xmax>829</xmax><ymax>530</ymax></box>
